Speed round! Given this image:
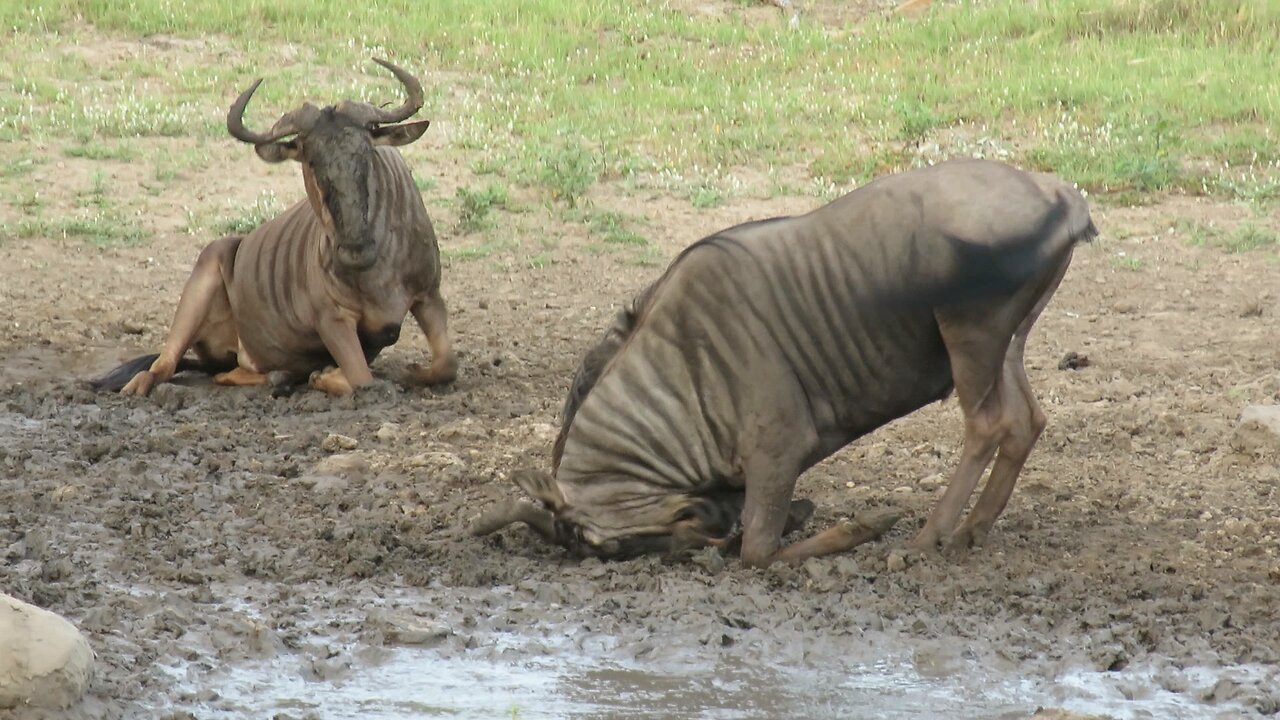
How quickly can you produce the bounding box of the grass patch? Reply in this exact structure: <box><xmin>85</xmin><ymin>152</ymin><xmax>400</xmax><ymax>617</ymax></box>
<box><xmin>688</xmin><ymin>180</ymin><xmax>725</xmax><ymax>209</ymax></box>
<box><xmin>212</xmin><ymin>191</ymin><xmax>284</xmax><ymax>235</ymax></box>
<box><xmin>413</xmin><ymin>173</ymin><xmax>438</xmax><ymax>192</ymax></box>
<box><xmin>456</xmin><ymin>183</ymin><xmax>509</xmax><ymax>234</ymax></box>
<box><xmin>538</xmin><ymin>140</ymin><xmax>599</xmax><ymax>208</ymax></box>
<box><xmin>0</xmin><ymin>0</ymin><xmax>1276</xmax><ymax>205</ymax></box>
<box><xmin>16</xmin><ymin>212</ymin><xmax>148</xmax><ymax>247</ymax></box>
<box><xmin>63</xmin><ymin>140</ymin><xmax>139</xmax><ymax>161</ymax></box>
<box><xmin>1109</xmin><ymin>254</ymin><xmax>1143</xmax><ymax>271</ymax></box>
<box><xmin>1220</xmin><ymin>224</ymin><xmax>1278</xmax><ymax>253</ymax></box>
<box><xmin>1175</xmin><ymin>219</ymin><xmax>1278</xmax><ymax>253</ymax></box>
<box><xmin>442</xmin><ymin>237</ymin><xmax>517</xmax><ymax>263</ymax></box>
<box><xmin>589</xmin><ymin>210</ymin><xmax>648</xmax><ymax>246</ymax></box>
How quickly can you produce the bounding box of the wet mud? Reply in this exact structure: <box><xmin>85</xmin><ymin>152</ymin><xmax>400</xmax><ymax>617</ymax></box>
<box><xmin>2</xmin><ymin>191</ymin><xmax>1279</xmax><ymax>717</ymax></box>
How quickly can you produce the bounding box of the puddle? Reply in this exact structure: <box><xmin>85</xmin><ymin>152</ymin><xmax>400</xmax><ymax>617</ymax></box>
<box><xmin>164</xmin><ymin>599</ymin><xmax>1271</xmax><ymax>720</ymax></box>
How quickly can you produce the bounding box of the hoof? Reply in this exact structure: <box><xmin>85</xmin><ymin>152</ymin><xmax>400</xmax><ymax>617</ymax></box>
<box><xmin>943</xmin><ymin>524</ymin><xmax>990</xmax><ymax>555</ymax></box>
<box><xmin>406</xmin><ymin>358</ymin><xmax>458</xmax><ymax>386</ymax></box>
<box><xmin>120</xmin><ymin>371</ymin><xmax>156</xmax><ymax>397</ymax></box>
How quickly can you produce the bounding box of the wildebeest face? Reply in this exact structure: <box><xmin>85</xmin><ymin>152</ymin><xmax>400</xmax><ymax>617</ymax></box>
<box><xmin>483</xmin><ymin>470</ymin><xmax>746</xmax><ymax>560</ymax></box>
<box><xmin>225</xmin><ymin>58</ymin><xmax>431</xmax><ymax>271</ymax></box>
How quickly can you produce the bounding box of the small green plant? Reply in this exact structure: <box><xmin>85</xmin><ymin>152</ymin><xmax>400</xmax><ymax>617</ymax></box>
<box><xmin>215</xmin><ymin>191</ymin><xmax>282</xmax><ymax>235</ymax></box>
<box><xmin>17</xmin><ymin>213</ymin><xmax>148</xmax><ymax>247</ymax></box>
<box><xmin>63</xmin><ymin>141</ymin><xmax>138</xmax><ymax>161</ymax></box>
<box><xmin>1109</xmin><ymin>254</ymin><xmax>1142</xmax><ymax>271</ymax></box>
<box><xmin>525</xmin><ymin>251</ymin><xmax>554</xmax><ymax>269</ymax></box>
<box><xmin>1174</xmin><ymin>219</ymin><xmax>1218</xmax><ymax>247</ymax></box>
<box><xmin>894</xmin><ymin>99</ymin><xmax>945</xmax><ymax>144</ymax></box>
<box><xmin>1220</xmin><ymin>224</ymin><xmax>1278</xmax><ymax>253</ymax></box>
<box><xmin>539</xmin><ymin>140</ymin><xmax>598</xmax><ymax>208</ymax></box>
<box><xmin>589</xmin><ymin>210</ymin><xmax>647</xmax><ymax>246</ymax></box>
<box><xmin>413</xmin><ymin>173</ymin><xmax>438</xmax><ymax>192</ymax></box>
<box><xmin>456</xmin><ymin>183</ymin><xmax>508</xmax><ymax>234</ymax></box>
<box><xmin>77</xmin><ymin>171</ymin><xmax>111</xmax><ymax>209</ymax></box>
<box><xmin>688</xmin><ymin>180</ymin><xmax>724</xmax><ymax>209</ymax></box>
<box><xmin>17</xmin><ymin>191</ymin><xmax>43</xmax><ymax>215</ymax></box>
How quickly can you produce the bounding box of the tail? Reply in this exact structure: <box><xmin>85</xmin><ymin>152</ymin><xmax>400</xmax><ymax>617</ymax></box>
<box><xmin>85</xmin><ymin>354</ymin><xmax>206</xmax><ymax>392</ymax></box>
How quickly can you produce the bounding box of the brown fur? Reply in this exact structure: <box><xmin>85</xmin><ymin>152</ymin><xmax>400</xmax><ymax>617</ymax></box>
<box><xmin>88</xmin><ymin>59</ymin><xmax>458</xmax><ymax>397</ymax></box>
<box><xmin>483</xmin><ymin>159</ymin><xmax>1098</xmax><ymax>567</ymax></box>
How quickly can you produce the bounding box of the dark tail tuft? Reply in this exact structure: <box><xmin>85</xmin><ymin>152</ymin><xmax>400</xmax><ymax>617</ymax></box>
<box><xmin>85</xmin><ymin>354</ymin><xmax>204</xmax><ymax>392</ymax></box>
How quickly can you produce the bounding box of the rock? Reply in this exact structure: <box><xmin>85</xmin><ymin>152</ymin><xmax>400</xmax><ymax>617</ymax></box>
<box><xmin>1057</xmin><ymin>351</ymin><xmax>1091</xmax><ymax>371</ymax></box>
<box><xmin>312</xmin><ymin>453</ymin><xmax>370</xmax><ymax>480</ymax></box>
<box><xmin>0</xmin><ymin>592</ymin><xmax>94</xmax><ymax>710</ymax></box>
<box><xmin>886</xmin><ymin>552</ymin><xmax>908</xmax><ymax>572</ymax></box>
<box><xmin>1231</xmin><ymin>405</ymin><xmax>1280</xmax><ymax>455</ymax></box>
<box><xmin>375</xmin><ymin>423</ymin><xmax>401</xmax><ymax>443</ymax></box>
<box><xmin>321</xmin><ymin>433</ymin><xmax>359</xmax><ymax>452</ymax></box>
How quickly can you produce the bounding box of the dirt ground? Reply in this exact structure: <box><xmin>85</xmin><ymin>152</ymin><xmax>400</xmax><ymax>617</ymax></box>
<box><xmin>3</xmin><ymin>22</ymin><xmax>1280</xmax><ymax>720</ymax></box>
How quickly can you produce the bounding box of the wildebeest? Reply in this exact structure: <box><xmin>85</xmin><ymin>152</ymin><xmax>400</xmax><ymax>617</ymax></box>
<box><xmin>473</xmin><ymin>159</ymin><xmax>1097</xmax><ymax>567</ymax></box>
<box><xmin>89</xmin><ymin>58</ymin><xmax>457</xmax><ymax>397</ymax></box>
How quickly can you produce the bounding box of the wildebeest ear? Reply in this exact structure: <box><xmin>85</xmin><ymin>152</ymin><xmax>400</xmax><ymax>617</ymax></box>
<box><xmin>255</xmin><ymin>140</ymin><xmax>301</xmax><ymax>164</ymax></box>
<box><xmin>510</xmin><ymin>469</ymin><xmax>565</xmax><ymax>511</ymax></box>
<box><xmin>371</xmin><ymin>120</ymin><xmax>430</xmax><ymax>147</ymax></box>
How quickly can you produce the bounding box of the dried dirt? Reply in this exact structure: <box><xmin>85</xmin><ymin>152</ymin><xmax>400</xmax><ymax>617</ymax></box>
<box><xmin>2</xmin><ymin>22</ymin><xmax>1280</xmax><ymax>720</ymax></box>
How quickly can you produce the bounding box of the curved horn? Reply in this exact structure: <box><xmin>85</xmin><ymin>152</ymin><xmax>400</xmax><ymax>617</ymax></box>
<box><xmin>365</xmin><ymin>57</ymin><xmax>424</xmax><ymax>124</ymax></box>
<box><xmin>226</xmin><ymin>78</ymin><xmax>314</xmax><ymax>145</ymax></box>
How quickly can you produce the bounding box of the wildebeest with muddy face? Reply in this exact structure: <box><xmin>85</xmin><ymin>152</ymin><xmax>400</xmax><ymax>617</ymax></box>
<box><xmin>89</xmin><ymin>58</ymin><xmax>457</xmax><ymax>397</ymax></box>
<box><xmin>474</xmin><ymin>159</ymin><xmax>1097</xmax><ymax>567</ymax></box>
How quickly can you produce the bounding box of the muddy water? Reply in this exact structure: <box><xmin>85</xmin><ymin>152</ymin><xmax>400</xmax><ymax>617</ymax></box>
<box><xmin>154</xmin><ymin>585</ymin><xmax>1268</xmax><ymax>720</ymax></box>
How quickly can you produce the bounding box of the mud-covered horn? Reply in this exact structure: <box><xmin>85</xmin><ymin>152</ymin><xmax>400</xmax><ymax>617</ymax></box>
<box><xmin>469</xmin><ymin>500</ymin><xmax>558</xmax><ymax>541</ymax></box>
<box><xmin>366</xmin><ymin>57</ymin><xmax>424</xmax><ymax>124</ymax></box>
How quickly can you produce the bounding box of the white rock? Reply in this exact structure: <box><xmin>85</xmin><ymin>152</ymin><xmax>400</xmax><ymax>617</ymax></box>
<box><xmin>0</xmin><ymin>592</ymin><xmax>94</xmax><ymax>710</ymax></box>
<box><xmin>312</xmin><ymin>453</ymin><xmax>370</xmax><ymax>479</ymax></box>
<box><xmin>375</xmin><ymin>423</ymin><xmax>401</xmax><ymax>442</ymax></box>
<box><xmin>321</xmin><ymin>433</ymin><xmax>359</xmax><ymax>452</ymax></box>
<box><xmin>1232</xmin><ymin>405</ymin><xmax>1280</xmax><ymax>455</ymax></box>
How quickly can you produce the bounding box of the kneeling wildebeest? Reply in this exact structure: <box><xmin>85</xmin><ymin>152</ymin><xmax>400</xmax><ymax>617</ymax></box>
<box><xmin>473</xmin><ymin>159</ymin><xmax>1097</xmax><ymax>567</ymax></box>
<box><xmin>89</xmin><ymin>58</ymin><xmax>457</xmax><ymax>397</ymax></box>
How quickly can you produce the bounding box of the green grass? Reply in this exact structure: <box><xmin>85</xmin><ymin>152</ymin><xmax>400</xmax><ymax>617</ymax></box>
<box><xmin>456</xmin><ymin>183</ymin><xmax>509</xmax><ymax>233</ymax></box>
<box><xmin>63</xmin><ymin>140</ymin><xmax>139</xmax><ymax>161</ymax></box>
<box><xmin>1109</xmin><ymin>254</ymin><xmax>1143</xmax><ymax>271</ymax></box>
<box><xmin>210</xmin><ymin>191</ymin><xmax>284</xmax><ymax>235</ymax></box>
<box><xmin>588</xmin><ymin>210</ymin><xmax>648</xmax><ymax>246</ymax></box>
<box><xmin>1176</xmin><ymin>219</ymin><xmax>1278</xmax><ymax>253</ymax></box>
<box><xmin>0</xmin><ymin>0</ymin><xmax>1276</xmax><ymax>207</ymax></box>
<box><xmin>16</xmin><ymin>213</ymin><xmax>148</xmax><ymax>247</ymax></box>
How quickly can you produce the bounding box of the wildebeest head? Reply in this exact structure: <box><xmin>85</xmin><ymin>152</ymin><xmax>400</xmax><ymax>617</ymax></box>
<box><xmin>226</xmin><ymin>58</ymin><xmax>430</xmax><ymax>270</ymax></box>
<box><xmin>472</xmin><ymin>469</ymin><xmax>765</xmax><ymax>560</ymax></box>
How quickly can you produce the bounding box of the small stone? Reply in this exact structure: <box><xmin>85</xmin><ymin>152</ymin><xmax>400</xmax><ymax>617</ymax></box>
<box><xmin>1058</xmin><ymin>351</ymin><xmax>1091</xmax><ymax>371</ymax></box>
<box><xmin>886</xmin><ymin>552</ymin><xmax>908</xmax><ymax>572</ymax></box>
<box><xmin>375</xmin><ymin>423</ymin><xmax>401</xmax><ymax>443</ymax></box>
<box><xmin>1231</xmin><ymin>405</ymin><xmax>1280</xmax><ymax>456</ymax></box>
<box><xmin>312</xmin><ymin>454</ymin><xmax>369</xmax><ymax>480</ymax></box>
<box><xmin>321</xmin><ymin>433</ymin><xmax>358</xmax><ymax>452</ymax></box>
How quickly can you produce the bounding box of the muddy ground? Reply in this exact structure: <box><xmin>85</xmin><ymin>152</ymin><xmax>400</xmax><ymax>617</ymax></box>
<box><xmin>3</xmin><ymin>24</ymin><xmax>1280</xmax><ymax>720</ymax></box>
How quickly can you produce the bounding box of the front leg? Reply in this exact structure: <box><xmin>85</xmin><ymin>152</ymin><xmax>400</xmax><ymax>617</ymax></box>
<box><xmin>405</xmin><ymin>293</ymin><xmax>458</xmax><ymax>386</ymax></box>
<box><xmin>312</xmin><ymin>310</ymin><xmax>374</xmax><ymax>396</ymax></box>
